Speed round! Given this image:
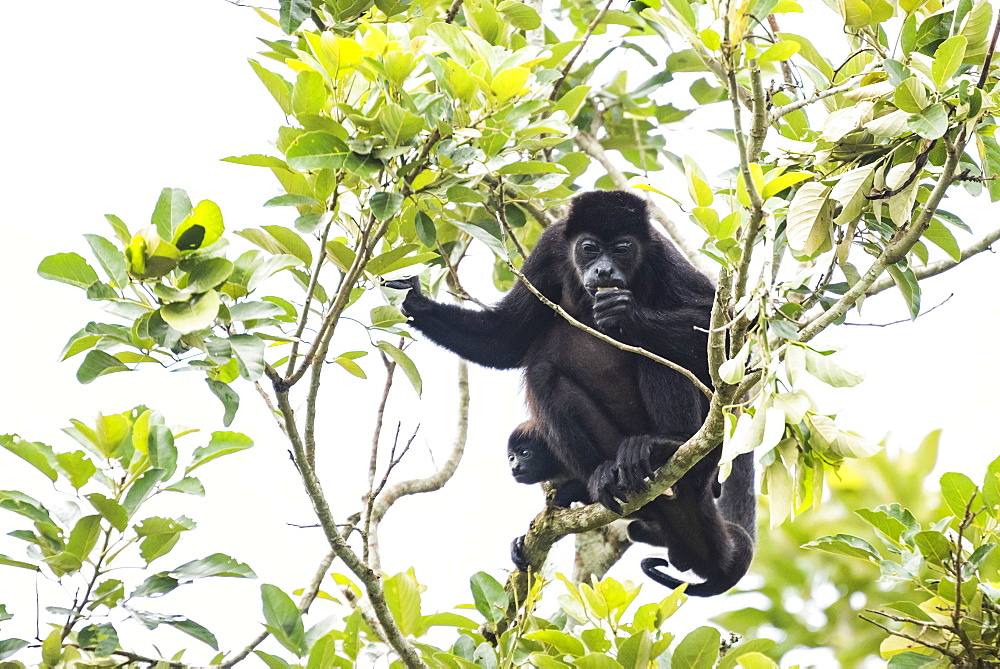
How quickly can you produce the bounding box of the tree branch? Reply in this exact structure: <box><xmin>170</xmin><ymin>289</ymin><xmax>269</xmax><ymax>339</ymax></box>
<box><xmin>370</xmin><ymin>360</ymin><xmax>470</xmax><ymax>525</ymax></box>
<box><xmin>274</xmin><ymin>389</ymin><xmax>426</xmax><ymax>668</ymax></box>
<box><xmin>801</xmin><ymin>131</ymin><xmax>968</xmax><ymax>342</ymax></box>
<box><xmin>549</xmin><ymin>0</ymin><xmax>614</xmax><ymax>100</ymax></box>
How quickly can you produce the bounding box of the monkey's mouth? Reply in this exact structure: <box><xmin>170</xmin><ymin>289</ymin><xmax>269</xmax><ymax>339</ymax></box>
<box><xmin>585</xmin><ymin>282</ymin><xmax>624</xmax><ymax>296</ymax></box>
<box><xmin>512</xmin><ymin>473</ymin><xmax>538</xmax><ymax>484</ymax></box>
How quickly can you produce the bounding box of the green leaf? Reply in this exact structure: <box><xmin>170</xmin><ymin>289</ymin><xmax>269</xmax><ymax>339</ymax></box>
<box><xmin>78</xmin><ymin>623</ymin><xmax>119</xmax><ymax>657</ymax></box>
<box><xmin>230</xmin><ymin>334</ymin><xmax>266</xmax><ymax>381</ymax></box>
<box><xmin>152</xmin><ymin>188</ymin><xmax>193</xmax><ymax>242</ymax></box>
<box><xmin>249</xmin><ymin>59</ymin><xmax>292</xmax><ymax>115</ymax></box>
<box><xmin>907</xmin><ymin>104</ymin><xmax>949</xmax><ymax>140</ymax></box>
<box><xmin>66</xmin><ymin>515</ymin><xmax>102</xmax><ymax>561</ymax></box>
<box><xmin>914</xmin><ymin>530</ymin><xmax>952</xmax><ymax>565</ymax></box>
<box><xmin>758</xmin><ymin>41</ymin><xmax>800</xmax><ymax>62</ymax></box>
<box><xmin>855</xmin><ymin>507</ymin><xmax>908</xmax><ymax>543</ymax></box>
<box><xmin>173</xmin><ymin>553</ymin><xmax>256</xmax><ymax>579</ymax></box>
<box><xmin>379</xmin><ymin>103</ymin><xmax>425</xmax><ymax>145</ymax></box>
<box><xmin>470</xmin><ymin>572</ymin><xmax>508</xmax><ymax>625</ymax></box>
<box><xmin>941</xmin><ymin>472</ymin><xmax>980</xmax><ymax>517</ymax></box>
<box><xmin>0</xmin><ymin>435</ymin><xmax>57</xmax><ymax>482</ymax></box>
<box><xmin>801</xmin><ymin>346</ymin><xmax>864</xmax><ymax>386</ymax></box>
<box><xmin>923</xmin><ymin>217</ymin><xmax>962</xmax><ymax>261</ymax></box>
<box><xmin>148</xmin><ymin>425</ymin><xmax>178</xmax><ymax>480</ymax></box>
<box><xmin>0</xmin><ymin>638</ymin><xmax>30</xmax><ymax>660</ymax></box>
<box><xmin>173</xmin><ymin>200</ymin><xmax>225</xmax><ymax>251</ymax></box>
<box><xmin>886</xmin><ymin>264</ymin><xmax>921</xmax><ymax>319</ymax></box>
<box><xmin>135</xmin><ymin>516</ymin><xmax>196</xmax><ymax>563</ymax></box>
<box><xmin>279</xmin><ymin>0</ymin><xmax>310</xmax><ymax>33</ymax></box>
<box><xmin>983</xmin><ymin>455</ymin><xmax>1000</xmax><ymax>515</ymax></box>
<box><xmin>762</xmin><ymin>170</ymin><xmax>814</xmax><ymax>200</ymax></box>
<box><xmin>86</xmin><ymin>493</ymin><xmax>128</xmax><ymax>532</ymax></box>
<box><xmin>185</xmin><ymin>258</ymin><xmax>234</xmax><ymax>293</ymax></box>
<box><xmin>286</xmin><ymin>131</ymin><xmax>353</xmax><ymax>170</ymax></box>
<box><xmin>831</xmin><ymin>166</ymin><xmax>875</xmax><ymax>223</ymax></box>
<box><xmin>376</xmin><ymin>341</ymin><xmax>422</xmax><ymax>397</ymax></box>
<box><xmin>55</xmin><ymin>450</ymin><xmax>97</xmax><ymax>489</ymax></box>
<box><xmin>0</xmin><ymin>553</ymin><xmax>40</xmax><ymax>571</ymax></box>
<box><xmin>187</xmin><ymin>431</ymin><xmax>254</xmax><ymax>473</ymax></box>
<box><xmin>262</xmin><ymin>584</ymin><xmax>306</xmax><ymax>656</ymax></box>
<box><xmin>673</xmin><ymin>626</ymin><xmax>720</xmax><ymax>669</ymax></box>
<box><xmin>77</xmin><ymin>350</ymin><xmax>130</xmax><ymax>384</ymax></box>
<box><xmin>264</xmin><ymin>194</ymin><xmax>321</xmax><ymax>208</ymax></box>
<box><xmin>498</xmin><ymin>0</ymin><xmax>541</xmax><ymax>29</ymax></box>
<box><xmin>84</xmin><ymin>234</ymin><xmax>128</xmax><ymax>288</ymax></box>
<box><xmin>371</xmin><ymin>305</ymin><xmax>407</xmax><ymax>329</ymax></box>
<box><xmin>497</xmin><ymin>161</ymin><xmax>569</xmax><ymax>176</ymax></box>
<box><xmin>223</xmin><ymin>154</ymin><xmax>289</xmax><ymax>169</ymax></box>
<box><xmin>384</xmin><ymin>572</ymin><xmax>423</xmax><ymax>637</ymax></box>
<box><xmin>167</xmin><ymin>618</ymin><xmax>220</xmax><ymax>651</ymax></box>
<box><xmin>894</xmin><ymin>77</ymin><xmax>929</xmax><ymax>113</ymax></box>
<box><xmin>803</xmin><ymin>534</ymin><xmax>880</xmax><ymax>561</ymax></box>
<box><xmin>786</xmin><ymin>182</ymin><xmax>833</xmax><ymax>258</ymax></box>
<box><xmin>165</xmin><ymin>476</ymin><xmax>206</xmax><ymax>496</ymax></box>
<box><xmin>414</xmin><ymin>211</ymin><xmax>436</xmax><ymax>247</ymax></box>
<box><xmin>525</xmin><ymin>630</ymin><xmax>586</xmax><ymax>656</ymax></box>
<box><xmin>122</xmin><ymin>468</ymin><xmax>167</xmax><ymax>517</ymax></box>
<box><xmin>932</xmin><ymin>35</ymin><xmax>967</xmax><ymax>88</ymax></box>
<box><xmin>262</xmin><ymin>225</ymin><xmax>313</xmax><ymax>267</ymax></box>
<box><xmin>206</xmin><ymin>379</ymin><xmax>240</xmax><ymax>427</ymax></box>
<box><xmin>551</xmin><ymin>86</ymin><xmax>591</xmax><ymax>122</ymax></box>
<box><xmin>292</xmin><ymin>70</ymin><xmax>326</xmax><ymax>115</ymax></box>
<box><xmin>160</xmin><ymin>290</ymin><xmax>221</xmax><ymax>334</ymax></box>
<box><xmin>884</xmin><ymin>601</ymin><xmax>935</xmax><ymax>622</ymax></box>
<box><xmin>38</xmin><ymin>252</ymin><xmax>100</xmax><ymax>289</ymax></box>
<box><xmin>887</xmin><ymin>652</ymin><xmax>951</xmax><ymax>668</ymax></box>
<box><xmin>369</xmin><ymin>192</ymin><xmax>404</xmax><ymax>221</ymax></box>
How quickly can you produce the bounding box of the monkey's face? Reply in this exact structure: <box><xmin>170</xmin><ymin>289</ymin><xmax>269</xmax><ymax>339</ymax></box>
<box><xmin>571</xmin><ymin>234</ymin><xmax>642</xmax><ymax>295</ymax></box>
<box><xmin>507</xmin><ymin>435</ymin><xmax>556</xmax><ymax>484</ymax></box>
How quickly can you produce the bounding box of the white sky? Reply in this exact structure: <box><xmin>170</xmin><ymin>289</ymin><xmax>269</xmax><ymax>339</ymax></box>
<box><xmin>2</xmin><ymin>1</ymin><xmax>999</xmax><ymax>666</ymax></box>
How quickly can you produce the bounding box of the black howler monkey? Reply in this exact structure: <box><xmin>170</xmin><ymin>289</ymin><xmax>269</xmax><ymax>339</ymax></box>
<box><xmin>385</xmin><ymin>190</ymin><xmax>756</xmax><ymax>596</ymax></box>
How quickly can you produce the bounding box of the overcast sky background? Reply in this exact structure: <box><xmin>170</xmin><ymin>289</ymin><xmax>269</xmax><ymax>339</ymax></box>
<box><xmin>2</xmin><ymin>2</ymin><xmax>1000</xmax><ymax>666</ymax></box>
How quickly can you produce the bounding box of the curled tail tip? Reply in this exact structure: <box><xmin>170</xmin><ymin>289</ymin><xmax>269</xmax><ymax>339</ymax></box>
<box><xmin>640</xmin><ymin>557</ymin><xmax>738</xmax><ymax>598</ymax></box>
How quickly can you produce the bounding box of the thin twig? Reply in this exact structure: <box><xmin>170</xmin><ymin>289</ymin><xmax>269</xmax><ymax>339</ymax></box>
<box><xmin>866</xmin><ymin>226</ymin><xmax>1000</xmax><ymax>296</ymax></box>
<box><xmin>860</xmin><ymin>616</ymin><xmax>959</xmax><ymax>659</ymax></box>
<box><xmin>843</xmin><ymin>294</ymin><xmax>954</xmax><ymax>326</ymax></box>
<box><xmin>550</xmin><ymin>0</ymin><xmax>614</xmax><ymax>100</ymax></box>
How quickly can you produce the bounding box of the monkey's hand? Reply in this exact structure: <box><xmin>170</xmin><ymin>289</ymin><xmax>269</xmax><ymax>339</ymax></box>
<box><xmin>588</xmin><ymin>461</ymin><xmax>628</xmax><ymax>515</ymax></box>
<box><xmin>510</xmin><ymin>535</ymin><xmax>530</xmax><ymax>572</ymax></box>
<box><xmin>381</xmin><ymin>276</ymin><xmax>423</xmax><ymax>314</ymax></box>
<box><xmin>614</xmin><ymin>436</ymin><xmax>656</xmax><ymax>494</ymax></box>
<box><xmin>593</xmin><ymin>288</ymin><xmax>639</xmax><ymax>334</ymax></box>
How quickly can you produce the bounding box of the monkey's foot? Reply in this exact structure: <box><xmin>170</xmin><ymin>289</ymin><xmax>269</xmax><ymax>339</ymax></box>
<box><xmin>510</xmin><ymin>535</ymin><xmax>530</xmax><ymax>572</ymax></box>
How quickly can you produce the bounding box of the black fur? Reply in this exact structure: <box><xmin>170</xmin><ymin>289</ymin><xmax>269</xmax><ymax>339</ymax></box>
<box><xmin>387</xmin><ymin>190</ymin><xmax>756</xmax><ymax>596</ymax></box>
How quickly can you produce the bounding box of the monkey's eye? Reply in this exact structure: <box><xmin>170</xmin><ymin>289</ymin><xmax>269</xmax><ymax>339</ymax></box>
<box><xmin>612</xmin><ymin>243</ymin><xmax>632</xmax><ymax>255</ymax></box>
<box><xmin>519</xmin><ymin>449</ymin><xmax>531</xmax><ymax>458</ymax></box>
<box><xmin>580</xmin><ymin>241</ymin><xmax>600</xmax><ymax>255</ymax></box>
